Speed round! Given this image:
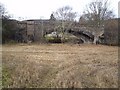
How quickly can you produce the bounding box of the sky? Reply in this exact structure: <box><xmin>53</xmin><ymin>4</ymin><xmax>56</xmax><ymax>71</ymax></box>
<box><xmin>0</xmin><ymin>0</ymin><xmax>119</xmax><ymax>20</ymax></box>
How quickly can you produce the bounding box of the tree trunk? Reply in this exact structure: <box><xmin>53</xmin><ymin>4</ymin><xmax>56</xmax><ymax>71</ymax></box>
<box><xmin>93</xmin><ymin>36</ymin><xmax>99</xmax><ymax>44</ymax></box>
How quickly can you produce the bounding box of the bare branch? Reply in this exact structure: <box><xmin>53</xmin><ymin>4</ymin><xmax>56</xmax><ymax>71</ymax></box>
<box><xmin>81</xmin><ymin>0</ymin><xmax>114</xmax><ymax>27</ymax></box>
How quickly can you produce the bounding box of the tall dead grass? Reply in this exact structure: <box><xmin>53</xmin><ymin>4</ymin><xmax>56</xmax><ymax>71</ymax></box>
<box><xmin>2</xmin><ymin>44</ymin><xmax>118</xmax><ymax>88</ymax></box>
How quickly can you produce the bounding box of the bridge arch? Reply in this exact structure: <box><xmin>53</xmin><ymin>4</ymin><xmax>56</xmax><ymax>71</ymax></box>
<box><xmin>68</xmin><ymin>29</ymin><xmax>94</xmax><ymax>43</ymax></box>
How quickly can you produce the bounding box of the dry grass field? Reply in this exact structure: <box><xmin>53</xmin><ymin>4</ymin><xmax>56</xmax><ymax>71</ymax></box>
<box><xmin>2</xmin><ymin>44</ymin><xmax>118</xmax><ymax>88</ymax></box>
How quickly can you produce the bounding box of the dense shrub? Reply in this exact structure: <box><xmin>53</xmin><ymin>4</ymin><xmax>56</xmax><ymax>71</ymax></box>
<box><xmin>2</xmin><ymin>18</ymin><xmax>18</xmax><ymax>44</ymax></box>
<box><xmin>45</xmin><ymin>35</ymin><xmax>61</xmax><ymax>43</ymax></box>
<box><xmin>104</xmin><ymin>19</ymin><xmax>118</xmax><ymax>45</ymax></box>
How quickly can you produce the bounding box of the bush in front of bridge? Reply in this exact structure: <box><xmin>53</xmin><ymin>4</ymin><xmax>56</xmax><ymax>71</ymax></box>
<box><xmin>45</xmin><ymin>34</ymin><xmax>61</xmax><ymax>43</ymax></box>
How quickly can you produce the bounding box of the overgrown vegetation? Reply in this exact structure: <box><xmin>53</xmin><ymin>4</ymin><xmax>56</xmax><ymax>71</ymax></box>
<box><xmin>1</xmin><ymin>0</ymin><xmax>119</xmax><ymax>88</ymax></box>
<box><xmin>104</xmin><ymin>19</ymin><xmax>118</xmax><ymax>45</ymax></box>
<box><xmin>1</xmin><ymin>3</ymin><xmax>18</xmax><ymax>44</ymax></box>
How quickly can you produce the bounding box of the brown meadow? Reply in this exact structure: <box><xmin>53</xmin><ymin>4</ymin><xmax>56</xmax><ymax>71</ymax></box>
<box><xmin>2</xmin><ymin>44</ymin><xmax>118</xmax><ymax>88</ymax></box>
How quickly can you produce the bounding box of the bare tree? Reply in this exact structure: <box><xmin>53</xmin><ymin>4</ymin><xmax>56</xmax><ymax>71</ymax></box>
<box><xmin>0</xmin><ymin>3</ymin><xmax>10</xmax><ymax>19</ymax></box>
<box><xmin>54</xmin><ymin>6</ymin><xmax>77</xmax><ymax>21</ymax></box>
<box><xmin>81</xmin><ymin>0</ymin><xmax>114</xmax><ymax>27</ymax></box>
<box><xmin>0</xmin><ymin>3</ymin><xmax>5</xmax><ymax>17</ymax></box>
<box><xmin>53</xmin><ymin>6</ymin><xmax>77</xmax><ymax>33</ymax></box>
<box><xmin>80</xmin><ymin>0</ymin><xmax>115</xmax><ymax>44</ymax></box>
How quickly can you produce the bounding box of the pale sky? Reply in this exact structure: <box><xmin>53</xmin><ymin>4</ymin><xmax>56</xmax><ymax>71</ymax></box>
<box><xmin>0</xmin><ymin>0</ymin><xmax>119</xmax><ymax>20</ymax></box>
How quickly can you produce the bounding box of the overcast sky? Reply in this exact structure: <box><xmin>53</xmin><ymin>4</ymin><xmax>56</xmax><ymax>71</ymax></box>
<box><xmin>0</xmin><ymin>0</ymin><xmax>119</xmax><ymax>20</ymax></box>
